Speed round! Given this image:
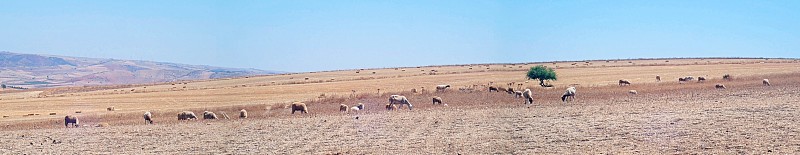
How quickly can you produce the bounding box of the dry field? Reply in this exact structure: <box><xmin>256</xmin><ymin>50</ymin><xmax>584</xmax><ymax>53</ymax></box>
<box><xmin>1</xmin><ymin>58</ymin><xmax>800</xmax><ymax>154</ymax></box>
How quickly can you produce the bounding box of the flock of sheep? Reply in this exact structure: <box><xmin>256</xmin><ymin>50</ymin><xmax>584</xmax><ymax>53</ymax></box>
<box><xmin>60</xmin><ymin>73</ymin><xmax>773</xmax><ymax>128</ymax></box>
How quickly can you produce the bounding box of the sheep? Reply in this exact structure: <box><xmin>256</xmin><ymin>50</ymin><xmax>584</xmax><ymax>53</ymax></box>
<box><xmin>411</xmin><ymin>88</ymin><xmax>417</xmax><ymax>93</ymax></box>
<box><xmin>763</xmin><ymin>79</ymin><xmax>771</xmax><ymax>86</ymax></box>
<box><xmin>506</xmin><ymin>87</ymin><xmax>515</xmax><ymax>94</ymax></box>
<box><xmin>497</xmin><ymin>87</ymin><xmax>508</xmax><ymax>93</ymax></box>
<box><xmin>488</xmin><ymin>86</ymin><xmax>499</xmax><ymax>92</ymax></box>
<box><xmin>143</xmin><ymin>111</ymin><xmax>153</xmax><ymax>124</ymax></box>
<box><xmin>353</xmin><ymin>103</ymin><xmax>365</xmax><ymax>110</ymax></box>
<box><xmin>107</xmin><ymin>106</ymin><xmax>115</xmax><ymax>111</ymax></box>
<box><xmin>698</xmin><ymin>77</ymin><xmax>706</xmax><ymax>82</ymax></box>
<box><xmin>656</xmin><ymin>75</ymin><xmax>661</xmax><ymax>82</ymax></box>
<box><xmin>678</xmin><ymin>76</ymin><xmax>694</xmax><ymax>83</ymax></box>
<box><xmin>389</xmin><ymin>95</ymin><xmax>413</xmax><ymax>110</ymax></box>
<box><xmin>561</xmin><ymin>87</ymin><xmax>576</xmax><ymax>103</ymax></box>
<box><xmin>628</xmin><ymin>90</ymin><xmax>638</xmax><ymax>95</ymax></box>
<box><xmin>432</xmin><ymin>96</ymin><xmax>443</xmax><ymax>105</ymax></box>
<box><xmin>723</xmin><ymin>74</ymin><xmax>732</xmax><ymax>80</ymax></box>
<box><xmin>436</xmin><ymin>85</ymin><xmax>451</xmax><ymax>92</ymax></box>
<box><xmin>64</xmin><ymin>116</ymin><xmax>79</xmax><ymax>128</ymax></box>
<box><xmin>291</xmin><ymin>102</ymin><xmax>309</xmax><ymax>114</ymax></box>
<box><xmin>339</xmin><ymin>104</ymin><xmax>349</xmax><ymax>112</ymax></box>
<box><xmin>618</xmin><ymin>79</ymin><xmax>631</xmax><ymax>86</ymax></box>
<box><xmin>522</xmin><ymin>89</ymin><xmax>533</xmax><ymax>104</ymax></box>
<box><xmin>514</xmin><ymin>91</ymin><xmax>523</xmax><ymax>98</ymax></box>
<box><xmin>715</xmin><ymin>84</ymin><xmax>726</xmax><ymax>89</ymax></box>
<box><xmin>239</xmin><ymin>109</ymin><xmax>248</xmax><ymax>119</ymax></box>
<box><xmin>177</xmin><ymin>111</ymin><xmax>198</xmax><ymax>120</ymax></box>
<box><xmin>385</xmin><ymin>103</ymin><xmax>397</xmax><ymax>111</ymax></box>
<box><xmin>203</xmin><ymin>111</ymin><xmax>218</xmax><ymax>119</ymax></box>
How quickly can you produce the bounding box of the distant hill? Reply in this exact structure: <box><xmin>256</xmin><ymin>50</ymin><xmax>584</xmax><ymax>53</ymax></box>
<box><xmin>0</xmin><ymin>51</ymin><xmax>281</xmax><ymax>88</ymax></box>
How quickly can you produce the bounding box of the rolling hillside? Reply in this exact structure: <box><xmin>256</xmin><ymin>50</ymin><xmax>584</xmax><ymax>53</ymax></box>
<box><xmin>0</xmin><ymin>51</ymin><xmax>280</xmax><ymax>88</ymax></box>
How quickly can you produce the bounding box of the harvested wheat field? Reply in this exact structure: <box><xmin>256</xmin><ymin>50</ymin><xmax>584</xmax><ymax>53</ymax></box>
<box><xmin>2</xmin><ymin>58</ymin><xmax>800</xmax><ymax>154</ymax></box>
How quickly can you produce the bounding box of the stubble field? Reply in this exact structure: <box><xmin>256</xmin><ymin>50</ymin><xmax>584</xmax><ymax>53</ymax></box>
<box><xmin>1</xmin><ymin>58</ymin><xmax>800</xmax><ymax>154</ymax></box>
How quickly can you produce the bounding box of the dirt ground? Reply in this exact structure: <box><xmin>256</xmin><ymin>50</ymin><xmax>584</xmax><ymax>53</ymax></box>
<box><xmin>2</xmin><ymin>72</ymin><xmax>800</xmax><ymax>154</ymax></box>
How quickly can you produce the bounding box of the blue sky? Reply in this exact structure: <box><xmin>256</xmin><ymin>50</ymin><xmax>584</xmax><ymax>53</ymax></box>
<box><xmin>1</xmin><ymin>1</ymin><xmax>798</xmax><ymax>72</ymax></box>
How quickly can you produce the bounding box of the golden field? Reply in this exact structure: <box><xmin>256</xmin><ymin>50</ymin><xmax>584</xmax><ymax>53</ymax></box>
<box><xmin>1</xmin><ymin>58</ymin><xmax>800</xmax><ymax>154</ymax></box>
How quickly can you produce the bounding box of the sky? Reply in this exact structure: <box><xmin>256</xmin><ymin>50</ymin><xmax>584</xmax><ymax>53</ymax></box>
<box><xmin>1</xmin><ymin>1</ymin><xmax>799</xmax><ymax>72</ymax></box>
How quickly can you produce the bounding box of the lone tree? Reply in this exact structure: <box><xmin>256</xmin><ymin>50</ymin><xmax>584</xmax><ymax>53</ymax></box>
<box><xmin>526</xmin><ymin>65</ymin><xmax>557</xmax><ymax>87</ymax></box>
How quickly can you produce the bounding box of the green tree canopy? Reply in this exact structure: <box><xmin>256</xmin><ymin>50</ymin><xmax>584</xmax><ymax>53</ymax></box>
<box><xmin>526</xmin><ymin>65</ymin><xmax>557</xmax><ymax>86</ymax></box>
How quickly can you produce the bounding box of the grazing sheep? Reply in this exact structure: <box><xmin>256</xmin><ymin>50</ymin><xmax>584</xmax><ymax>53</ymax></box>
<box><xmin>107</xmin><ymin>106</ymin><xmax>115</xmax><ymax>111</ymax></box>
<box><xmin>506</xmin><ymin>87</ymin><xmax>515</xmax><ymax>94</ymax></box>
<box><xmin>177</xmin><ymin>111</ymin><xmax>198</xmax><ymax>120</ymax></box>
<box><xmin>351</xmin><ymin>106</ymin><xmax>361</xmax><ymax>112</ymax></box>
<box><xmin>698</xmin><ymin>77</ymin><xmax>706</xmax><ymax>82</ymax></box>
<box><xmin>291</xmin><ymin>102</ymin><xmax>309</xmax><ymax>114</ymax></box>
<box><xmin>522</xmin><ymin>89</ymin><xmax>533</xmax><ymax>104</ymax></box>
<box><xmin>514</xmin><ymin>91</ymin><xmax>523</xmax><ymax>98</ymax></box>
<box><xmin>432</xmin><ymin>96</ymin><xmax>443</xmax><ymax>105</ymax></box>
<box><xmin>239</xmin><ymin>109</ymin><xmax>248</xmax><ymax>119</ymax></box>
<box><xmin>561</xmin><ymin>87</ymin><xmax>577</xmax><ymax>103</ymax></box>
<box><xmin>389</xmin><ymin>95</ymin><xmax>413</xmax><ymax>110</ymax></box>
<box><xmin>656</xmin><ymin>75</ymin><xmax>661</xmax><ymax>82</ymax></box>
<box><xmin>618</xmin><ymin>79</ymin><xmax>631</xmax><ymax>86</ymax></box>
<box><xmin>628</xmin><ymin>90</ymin><xmax>638</xmax><ymax>95</ymax></box>
<box><xmin>143</xmin><ymin>111</ymin><xmax>153</xmax><ymax>124</ymax></box>
<box><xmin>339</xmin><ymin>104</ymin><xmax>349</xmax><ymax>112</ymax></box>
<box><xmin>715</xmin><ymin>84</ymin><xmax>726</xmax><ymax>89</ymax></box>
<box><xmin>203</xmin><ymin>111</ymin><xmax>218</xmax><ymax>119</ymax></box>
<box><xmin>723</xmin><ymin>74</ymin><xmax>732</xmax><ymax>80</ymax></box>
<box><xmin>353</xmin><ymin>103</ymin><xmax>365</xmax><ymax>110</ymax></box>
<box><xmin>488</xmin><ymin>86</ymin><xmax>499</xmax><ymax>92</ymax></box>
<box><xmin>385</xmin><ymin>103</ymin><xmax>398</xmax><ymax>111</ymax></box>
<box><xmin>64</xmin><ymin>116</ymin><xmax>79</xmax><ymax>128</ymax></box>
<box><xmin>763</xmin><ymin>79</ymin><xmax>771</xmax><ymax>86</ymax></box>
<box><xmin>436</xmin><ymin>85</ymin><xmax>451</xmax><ymax>92</ymax></box>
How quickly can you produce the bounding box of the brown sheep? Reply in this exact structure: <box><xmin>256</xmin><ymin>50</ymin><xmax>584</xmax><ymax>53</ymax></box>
<box><xmin>177</xmin><ymin>111</ymin><xmax>198</xmax><ymax>120</ymax></box>
<box><xmin>385</xmin><ymin>103</ymin><xmax>397</xmax><ymax>111</ymax></box>
<box><xmin>239</xmin><ymin>109</ymin><xmax>248</xmax><ymax>119</ymax></box>
<box><xmin>656</xmin><ymin>75</ymin><xmax>661</xmax><ymax>82</ymax></box>
<box><xmin>203</xmin><ymin>111</ymin><xmax>218</xmax><ymax>119</ymax></box>
<box><xmin>432</xmin><ymin>96</ymin><xmax>443</xmax><ymax>105</ymax></box>
<box><xmin>715</xmin><ymin>84</ymin><xmax>726</xmax><ymax>89</ymax></box>
<box><xmin>339</xmin><ymin>104</ymin><xmax>349</xmax><ymax>112</ymax></box>
<box><xmin>291</xmin><ymin>102</ymin><xmax>309</xmax><ymax>114</ymax></box>
<box><xmin>514</xmin><ymin>91</ymin><xmax>523</xmax><ymax>98</ymax></box>
<box><xmin>506</xmin><ymin>87</ymin><xmax>515</xmax><ymax>94</ymax></box>
<box><xmin>763</xmin><ymin>79</ymin><xmax>771</xmax><ymax>86</ymax></box>
<box><xmin>723</xmin><ymin>74</ymin><xmax>732</xmax><ymax>80</ymax></box>
<box><xmin>107</xmin><ymin>106</ymin><xmax>115</xmax><ymax>111</ymax></box>
<box><xmin>618</xmin><ymin>79</ymin><xmax>631</xmax><ymax>86</ymax></box>
<box><xmin>64</xmin><ymin>115</ymin><xmax>79</xmax><ymax>128</ymax></box>
<box><xmin>143</xmin><ymin>111</ymin><xmax>153</xmax><ymax>124</ymax></box>
<box><xmin>698</xmin><ymin>77</ymin><xmax>706</xmax><ymax>82</ymax></box>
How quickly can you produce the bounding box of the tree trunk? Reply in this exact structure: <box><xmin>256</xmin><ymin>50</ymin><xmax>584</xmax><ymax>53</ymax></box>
<box><xmin>539</xmin><ymin>79</ymin><xmax>545</xmax><ymax>87</ymax></box>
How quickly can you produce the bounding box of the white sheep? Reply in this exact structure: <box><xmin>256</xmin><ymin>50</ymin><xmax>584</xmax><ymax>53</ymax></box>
<box><xmin>561</xmin><ymin>87</ymin><xmax>576</xmax><ymax>103</ymax></box>
<box><xmin>432</xmin><ymin>96</ymin><xmax>443</xmax><ymax>105</ymax></box>
<box><xmin>514</xmin><ymin>91</ymin><xmax>523</xmax><ymax>98</ymax></box>
<box><xmin>618</xmin><ymin>79</ymin><xmax>631</xmax><ymax>86</ymax></box>
<box><xmin>143</xmin><ymin>111</ymin><xmax>153</xmax><ymax>124</ymax></box>
<box><xmin>177</xmin><ymin>111</ymin><xmax>197</xmax><ymax>120</ymax></box>
<box><xmin>389</xmin><ymin>95</ymin><xmax>413</xmax><ymax>110</ymax></box>
<box><xmin>203</xmin><ymin>111</ymin><xmax>218</xmax><ymax>119</ymax></box>
<box><xmin>239</xmin><ymin>109</ymin><xmax>248</xmax><ymax>119</ymax></box>
<box><xmin>291</xmin><ymin>102</ymin><xmax>309</xmax><ymax>114</ymax></box>
<box><xmin>628</xmin><ymin>90</ymin><xmax>638</xmax><ymax>95</ymax></box>
<box><xmin>763</xmin><ymin>79</ymin><xmax>771</xmax><ymax>86</ymax></box>
<box><xmin>715</xmin><ymin>84</ymin><xmax>726</xmax><ymax>89</ymax></box>
<box><xmin>436</xmin><ymin>85</ymin><xmax>451</xmax><ymax>92</ymax></box>
<box><xmin>522</xmin><ymin>89</ymin><xmax>533</xmax><ymax>104</ymax></box>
